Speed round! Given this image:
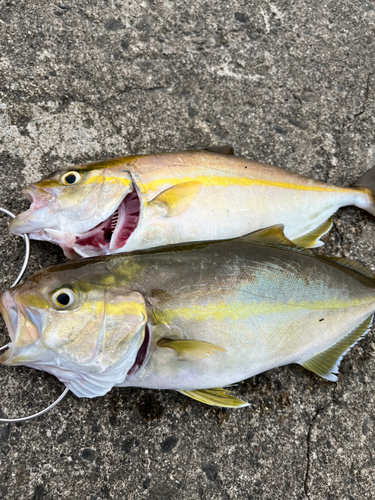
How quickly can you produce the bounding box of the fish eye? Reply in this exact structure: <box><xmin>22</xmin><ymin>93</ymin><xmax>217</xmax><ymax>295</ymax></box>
<box><xmin>61</xmin><ymin>171</ymin><xmax>82</xmax><ymax>186</ymax></box>
<box><xmin>52</xmin><ymin>288</ymin><xmax>76</xmax><ymax>309</ymax></box>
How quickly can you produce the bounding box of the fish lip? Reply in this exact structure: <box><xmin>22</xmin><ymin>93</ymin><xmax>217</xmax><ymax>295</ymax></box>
<box><xmin>0</xmin><ymin>291</ymin><xmax>18</xmax><ymax>343</ymax></box>
<box><xmin>73</xmin><ymin>189</ymin><xmax>140</xmax><ymax>255</ymax></box>
<box><xmin>0</xmin><ymin>292</ymin><xmax>18</xmax><ymax>363</ymax></box>
<box><xmin>0</xmin><ymin>292</ymin><xmax>42</xmax><ymax>363</ymax></box>
<box><xmin>9</xmin><ymin>186</ymin><xmax>55</xmax><ymax>236</ymax></box>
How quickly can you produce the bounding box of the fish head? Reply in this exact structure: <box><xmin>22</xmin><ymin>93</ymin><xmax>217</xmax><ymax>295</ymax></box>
<box><xmin>9</xmin><ymin>159</ymin><xmax>138</xmax><ymax>258</ymax></box>
<box><xmin>0</xmin><ymin>262</ymin><xmax>148</xmax><ymax>397</ymax></box>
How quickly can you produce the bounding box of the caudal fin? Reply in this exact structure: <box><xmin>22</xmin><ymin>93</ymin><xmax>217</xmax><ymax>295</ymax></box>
<box><xmin>351</xmin><ymin>165</ymin><xmax>375</xmax><ymax>216</ymax></box>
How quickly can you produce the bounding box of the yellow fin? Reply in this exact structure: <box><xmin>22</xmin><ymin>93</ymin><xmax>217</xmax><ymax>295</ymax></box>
<box><xmin>179</xmin><ymin>388</ymin><xmax>249</xmax><ymax>408</ymax></box>
<box><xmin>318</xmin><ymin>256</ymin><xmax>375</xmax><ymax>281</ymax></box>
<box><xmin>156</xmin><ymin>338</ymin><xmax>226</xmax><ymax>360</ymax></box>
<box><xmin>300</xmin><ymin>314</ymin><xmax>373</xmax><ymax>381</ymax></box>
<box><xmin>239</xmin><ymin>225</ymin><xmax>312</xmax><ymax>253</ymax></box>
<box><xmin>149</xmin><ymin>181</ymin><xmax>202</xmax><ymax>217</ymax></box>
<box><xmin>293</xmin><ymin>217</ymin><xmax>333</xmax><ymax>248</ymax></box>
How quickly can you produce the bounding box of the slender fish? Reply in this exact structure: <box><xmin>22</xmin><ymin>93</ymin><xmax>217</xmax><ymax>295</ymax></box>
<box><xmin>9</xmin><ymin>148</ymin><xmax>375</xmax><ymax>258</ymax></box>
<box><xmin>1</xmin><ymin>226</ymin><xmax>374</xmax><ymax>407</ymax></box>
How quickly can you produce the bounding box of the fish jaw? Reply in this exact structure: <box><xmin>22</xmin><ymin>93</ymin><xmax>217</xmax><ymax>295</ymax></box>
<box><xmin>9</xmin><ymin>186</ymin><xmax>56</xmax><ymax>236</ymax></box>
<box><xmin>0</xmin><ymin>290</ymin><xmax>42</xmax><ymax>363</ymax></box>
<box><xmin>9</xmin><ymin>186</ymin><xmax>81</xmax><ymax>252</ymax></box>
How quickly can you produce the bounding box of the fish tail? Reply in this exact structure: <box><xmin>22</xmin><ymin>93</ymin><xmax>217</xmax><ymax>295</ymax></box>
<box><xmin>351</xmin><ymin>165</ymin><xmax>375</xmax><ymax>216</ymax></box>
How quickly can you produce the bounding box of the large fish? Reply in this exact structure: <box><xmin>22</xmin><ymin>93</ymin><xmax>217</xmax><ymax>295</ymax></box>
<box><xmin>8</xmin><ymin>148</ymin><xmax>375</xmax><ymax>258</ymax></box>
<box><xmin>0</xmin><ymin>226</ymin><xmax>374</xmax><ymax>407</ymax></box>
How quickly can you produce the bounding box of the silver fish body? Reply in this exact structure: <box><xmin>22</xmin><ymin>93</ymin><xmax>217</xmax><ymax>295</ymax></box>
<box><xmin>0</xmin><ymin>227</ymin><xmax>374</xmax><ymax>406</ymax></box>
<box><xmin>9</xmin><ymin>150</ymin><xmax>375</xmax><ymax>258</ymax></box>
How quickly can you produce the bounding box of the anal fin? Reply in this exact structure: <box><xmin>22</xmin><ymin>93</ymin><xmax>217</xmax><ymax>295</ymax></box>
<box><xmin>239</xmin><ymin>224</ymin><xmax>311</xmax><ymax>253</ymax></box>
<box><xmin>179</xmin><ymin>387</ymin><xmax>249</xmax><ymax>408</ymax></box>
<box><xmin>292</xmin><ymin>216</ymin><xmax>333</xmax><ymax>248</ymax></box>
<box><xmin>300</xmin><ymin>314</ymin><xmax>373</xmax><ymax>381</ymax></box>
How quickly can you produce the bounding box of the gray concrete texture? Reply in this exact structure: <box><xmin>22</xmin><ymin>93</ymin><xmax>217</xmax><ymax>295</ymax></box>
<box><xmin>0</xmin><ymin>0</ymin><xmax>374</xmax><ymax>498</ymax></box>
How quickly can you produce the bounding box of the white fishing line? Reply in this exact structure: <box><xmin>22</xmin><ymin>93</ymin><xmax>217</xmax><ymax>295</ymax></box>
<box><xmin>0</xmin><ymin>206</ymin><xmax>30</xmax><ymax>288</ymax></box>
<box><xmin>0</xmin><ymin>206</ymin><xmax>68</xmax><ymax>423</ymax></box>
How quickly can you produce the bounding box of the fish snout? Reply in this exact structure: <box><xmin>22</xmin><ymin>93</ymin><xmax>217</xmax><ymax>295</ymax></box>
<box><xmin>9</xmin><ymin>187</ymin><xmax>55</xmax><ymax>236</ymax></box>
<box><xmin>0</xmin><ymin>291</ymin><xmax>18</xmax><ymax>352</ymax></box>
<box><xmin>0</xmin><ymin>291</ymin><xmax>41</xmax><ymax>363</ymax></box>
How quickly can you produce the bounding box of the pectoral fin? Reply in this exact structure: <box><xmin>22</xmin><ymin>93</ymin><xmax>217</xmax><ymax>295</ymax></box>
<box><xmin>179</xmin><ymin>388</ymin><xmax>249</xmax><ymax>408</ymax></box>
<box><xmin>300</xmin><ymin>314</ymin><xmax>373</xmax><ymax>381</ymax></box>
<box><xmin>292</xmin><ymin>217</ymin><xmax>333</xmax><ymax>248</ymax></box>
<box><xmin>156</xmin><ymin>338</ymin><xmax>226</xmax><ymax>360</ymax></box>
<box><xmin>149</xmin><ymin>181</ymin><xmax>202</xmax><ymax>217</ymax></box>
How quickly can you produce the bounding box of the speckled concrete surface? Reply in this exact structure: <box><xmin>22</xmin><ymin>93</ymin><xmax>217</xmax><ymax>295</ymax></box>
<box><xmin>0</xmin><ymin>1</ymin><xmax>374</xmax><ymax>499</ymax></box>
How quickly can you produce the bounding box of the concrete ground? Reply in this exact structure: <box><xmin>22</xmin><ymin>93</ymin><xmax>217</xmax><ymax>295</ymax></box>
<box><xmin>0</xmin><ymin>0</ymin><xmax>375</xmax><ymax>498</ymax></box>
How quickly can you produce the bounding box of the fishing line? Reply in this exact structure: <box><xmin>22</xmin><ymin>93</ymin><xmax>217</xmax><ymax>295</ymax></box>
<box><xmin>0</xmin><ymin>206</ymin><xmax>68</xmax><ymax>423</ymax></box>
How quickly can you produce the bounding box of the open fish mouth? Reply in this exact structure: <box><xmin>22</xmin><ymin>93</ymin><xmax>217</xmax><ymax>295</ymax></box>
<box><xmin>9</xmin><ymin>185</ymin><xmax>141</xmax><ymax>257</ymax></box>
<box><xmin>74</xmin><ymin>189</ymin><xmax>141</xmax><ymax>255</ymax></box>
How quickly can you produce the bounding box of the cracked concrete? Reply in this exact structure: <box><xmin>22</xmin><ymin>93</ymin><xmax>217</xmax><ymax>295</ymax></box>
<box><xmin>0</xmin><ymin>0</ymin><xmax>375</xmax><ymax>498</ymax></box>
<box><xmin>304</xmin><ymin>387</ymin><xmax>337</xmax><ymax>500</ymax></box>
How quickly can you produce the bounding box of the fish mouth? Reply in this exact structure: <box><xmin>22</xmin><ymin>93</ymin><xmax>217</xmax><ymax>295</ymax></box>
<box><xmin>127</xmin><ymin>325</ymin><xmax>150</xmax><ymax>377</ymax></box>
<box><xmin>10</xmin><ymin>185</ymin><xmax>140</xmax><ymax>257</ymax></box>
<box><xmin>0</xmin><ymin>292</ymin><xmax>19</xmax><ymax>344</ymax></box>
<box><xmin>74</xmin><ymin>189</ymin><xmax>141</xmax><ymax>256</ymax></box>
<box><xmin>9</xmin><ymin>186</ymin><xmax>54</xmax><ymax>236</ymax></box>
<box><xmin>0</xmin><ymin>291</ymin><xmax>42</xmax><ymax>362</ymax></box>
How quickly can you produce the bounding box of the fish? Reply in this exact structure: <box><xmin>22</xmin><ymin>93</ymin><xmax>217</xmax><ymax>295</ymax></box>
<box><xmin>0</xmin><ymin>225</ymin><xmax>374</xmax><ymax>407</ymax></box>
<box><xmin>8</xmin><ymin>147</ymin><xmax>375</xmax><ymax>259</ymax></box>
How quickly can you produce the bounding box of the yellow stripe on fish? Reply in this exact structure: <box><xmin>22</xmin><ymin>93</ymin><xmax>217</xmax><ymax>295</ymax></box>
<box><xmin>142</xmin><ymin>174</ymin><xmax>353</xmax><ymax>194</ymax></box>
<box><xmin>156</xmin><ymin>296</ymin><xmax>375</xmax><ymax>323</ymax></box>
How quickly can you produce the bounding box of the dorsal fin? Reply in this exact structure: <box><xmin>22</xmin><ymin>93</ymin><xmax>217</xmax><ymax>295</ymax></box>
<box><xmin>318</xmin><ymin>255</ymin><xmax>375</xmax><ymax>281</ymax></box>
<box><xmin>239</xmin><ymin>225</ymin><xmax>312</xmax><ymax>254</ymax></box>
<box><xmin>300</xmin><ymin>314</ymin><xmax>373</xmax><ymax>381</ymax></box>
<box><xmin>204</xmin><ymin>146</ymin><xmax>235</xmax><ymax>155</ymax></box>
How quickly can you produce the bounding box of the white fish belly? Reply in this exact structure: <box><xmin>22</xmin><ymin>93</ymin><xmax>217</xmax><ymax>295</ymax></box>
<box><xmin>124</xmin><ymin>185</ymin><xmax>363</xmax><ymax>251</ymax></box>
<box><xmin>124</xmin><ymin>296</ymin><xmax>375</xmax><ymax>391</ymax></box>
